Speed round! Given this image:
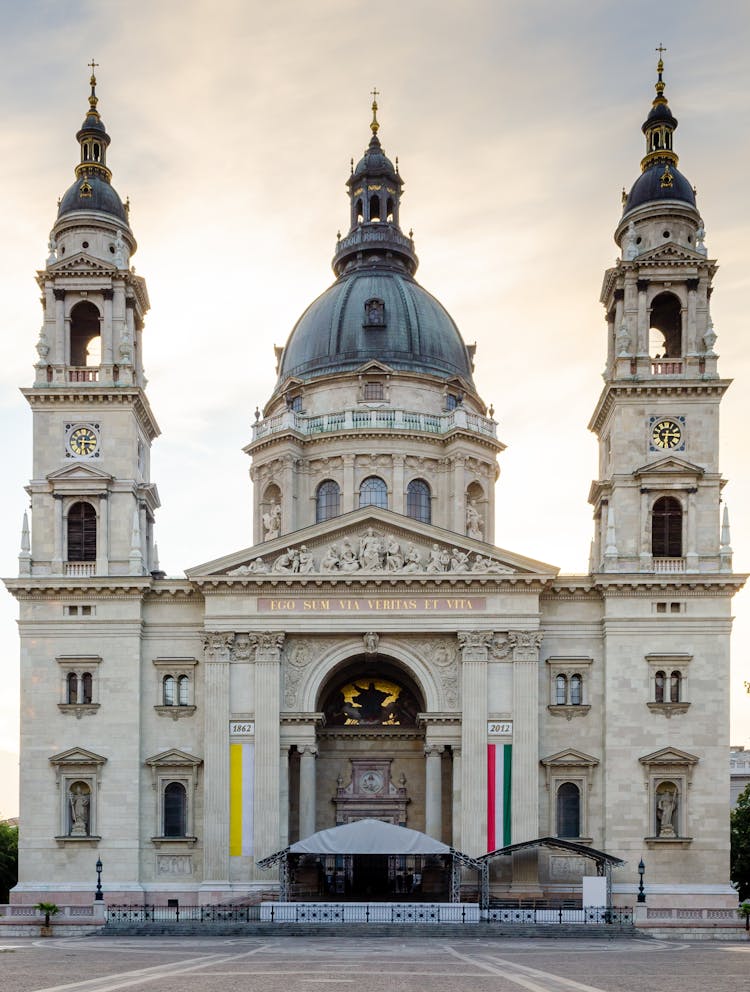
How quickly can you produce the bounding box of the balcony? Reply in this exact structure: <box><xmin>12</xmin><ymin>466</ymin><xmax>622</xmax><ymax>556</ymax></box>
<box><xmin>651</xmin><ymin>359</ymin><xmax>683</xmax><ymax>376</ymax></box>
<box><xmin>68</xmin><ymin>367</ymin><xmax>99</xmax><ymax>383</ymax></box>
<box><xmin>251</xmin><ymin>407</ymin><xmax>498</xmax><ymax>444</ymax></box>
<box><xmin>64</xmin><ymin>562</ymin><xmax>96</xmax><ymax>577</ymax></box>
<box><xmin>652</xmin><ymin>557</ymin><xmax>685</xmax><ymax>574</ymax></box>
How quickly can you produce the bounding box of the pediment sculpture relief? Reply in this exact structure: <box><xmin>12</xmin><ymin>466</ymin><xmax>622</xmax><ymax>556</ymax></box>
<box><xmin>226</xmin><ymin>527</ymin><xmax>514</xmax><ymax>577</ymax></box>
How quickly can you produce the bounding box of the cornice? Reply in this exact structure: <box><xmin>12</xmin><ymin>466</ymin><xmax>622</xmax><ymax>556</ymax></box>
<box><xmin>245</xmin><ymin>427</ymin><xmax>504</xmax><ymax>458</ymax></box>
<box><xmin>192</xmin><ymin>574</ymin><xmax>551</xmax><ymax>594</ymax></box>
<box><xmin>5</xmin><ymin>576</ymin><xmax>152</xmax><ymax>599</ymax></box>
<box><xmin>544</xmin><ymin>573</ymin><xmax>747</xmax><ymax>598</ymax></box>
<box><xmin>588</xmin><ymin>379</ymin><xmax>731</xmax><ymax>435</ymax></box>
<box><xmin>21</xmin><ymin>387</ymin><xmax>161</xmax><ymax>440</ymax></box>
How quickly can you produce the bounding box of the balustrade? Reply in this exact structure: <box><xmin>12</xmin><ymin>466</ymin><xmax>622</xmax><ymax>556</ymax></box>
<box><xmin>252</xmin><ymin>407</ymin><xmax>497</xmax><ymax>442</ymax></box>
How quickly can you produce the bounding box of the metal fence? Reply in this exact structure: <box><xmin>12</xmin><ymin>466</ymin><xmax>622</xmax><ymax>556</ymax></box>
<box><xmin>107</xmin><ymin>904</ymin><xmax>261</xmax><ymax>925</ymax></box>
<box><xmin>486</xmin><ymin>905</ymin><xmax>633</xmax><ymax>926</ymax></box>
<box><xmin>263</xmin><ymin>902</ymin><xmax>479</xmax><ymax>924</ymax></box>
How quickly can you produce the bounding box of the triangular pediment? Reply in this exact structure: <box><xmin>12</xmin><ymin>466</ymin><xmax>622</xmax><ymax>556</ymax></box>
<box><xmin>145</xmin><ymin>748</ymin><xmax>202</xmax><ymax>768</ymax></box>
<box><xmin>633</xmin><ymin>455</ymin><xmax>705</xmax><ymax>479</ymax></box>
<box><xmin>47</xmin><ymin>464</ymin><xmax>113</xmax><ymax>483</ymax></box>
<box><xmin>639</xmin><ymin>746</ymin><xmax>699</xmax><ymax>767</ymax></box>
<box><xmin>354</xmin><ymin>360</ymin><xmax>395</xmax><ymax>374</ymax></box>
<box><xmin>635</xmin><ymin>242</ymin><xmax>705</xmax><ymax>264</ymax></box>
<box><xmin>48</xmin><ymin>252</ymin><xmax>117</xmax><ymax>274</ymax></box>
<box><xmin>187</xmin><ymin>506</ymin><xmax>559</xmax><ymax>581</ymax></box>
<box><xmin>49</xmin><ymin>746</ymin><xmax>107</xmax><ymax>767</ymax></box>
<box><xmin>541</xmin><ymin>748</ymin><xmax>599</xmax><ymax>768</ymax></box>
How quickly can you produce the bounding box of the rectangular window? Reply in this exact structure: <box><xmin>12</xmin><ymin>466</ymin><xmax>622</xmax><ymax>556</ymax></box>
<box><xmin>364</xmin><ymin>382</ymin><xmax>384</xmax><ymax>401</ymax></box>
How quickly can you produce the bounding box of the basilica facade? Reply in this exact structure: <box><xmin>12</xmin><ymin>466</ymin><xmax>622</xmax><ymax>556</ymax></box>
<box><xmin>6</xmin><ymin>60</ymin><xmax>744</xmax><ymax>908</ymax></box>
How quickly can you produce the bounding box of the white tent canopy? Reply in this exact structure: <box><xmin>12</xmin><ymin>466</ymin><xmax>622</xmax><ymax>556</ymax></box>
<box><xmin>288</xmin><ymin>818</ymin><xmax>452</xmax><ymax>856</ymax></box>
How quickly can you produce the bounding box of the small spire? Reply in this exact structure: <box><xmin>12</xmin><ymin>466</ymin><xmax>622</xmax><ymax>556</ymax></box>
<box><xmin>654</xmin><ymin>44</ymin><xmax>667</xmax><ymax>102</ymax></box>
<box><xmin>19</xmin><ymin>511</ymin><xmax>31</xmax><ymax>576</ymax></box>
<box><xmin>721</xmin><ymin>504</ymin><xmax>732</xmax><ymax>550</ymax></box>
<box><xmin>370</xmin><ymin>87</ymin><xmax>380</xmax><ymax>135</ymax></box>
<box><xmin>129</xmin><ymin>507</ymin><xmax>144</xmax><ymax>574</ymax></box>
<box><xmin>152</xmin><ymin>543</ymin><xmax>160</xmax><ymax>572</ymax></box>
<box><xmin>604</xmin><ymin>504</ymin><xmax>618</xmax><ymax>559</ymax></box>
<box><xmin>87</xmin><ymin>58</ymin><xmax>100</xmax><ymax>117</ymax></box>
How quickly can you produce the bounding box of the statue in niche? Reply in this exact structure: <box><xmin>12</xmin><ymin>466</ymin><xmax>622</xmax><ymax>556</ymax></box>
<box><xmin>359</xmin><ymin>527</ymin><xmax>383</xmax><ymax>570</ymax></box>
<box><xmin>385</xmin><ymin>535</ymin><xmax>404</xmax><ymax>571</ymax></box>
<box><xmin>616</xmin><ymin>324</ymin><xmax>631</xmax><ymax>356</ymax></box>
<box><xmin>321</xmin><ymin>544</ymin><xmax>340</xmax><ymax>572</ymax></box>
<box><xmin>657</xmin><ymin>787</ymin><xmax>677</xmax><ymax>838</ymax></box>
<box><xmin>263</xmin><ymin>501</ymin><xmax>281</xmax><ymax>540</ymax></box>
<box><xmin>402</xmin><ymin>543</ymin><xmax>422</xmax><ymax>572</ymax></box>
<box><xmin>466</xmin><ymin>500</ymin><xmax>484</xmax><ymax>540</ymax></box>
<box><xmin>69</xmin><ymin>783</ymin><xmax>90</xmax><ymax>836</ymax></box>
<box><xmin>298</xmin><ymin>545</ymin><xmax>316</xmax><ymax>573</ymax></box>
<box><xmin>623</xmin><ymin>221</ymin><xmax>638</xmax><ymax>261</ymax></box>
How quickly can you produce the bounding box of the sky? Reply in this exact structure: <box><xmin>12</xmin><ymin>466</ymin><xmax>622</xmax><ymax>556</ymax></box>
<box><xmin>1</xmin><ymin>0</ymin><xmax>749</xmax><ymax>818</ymax></box>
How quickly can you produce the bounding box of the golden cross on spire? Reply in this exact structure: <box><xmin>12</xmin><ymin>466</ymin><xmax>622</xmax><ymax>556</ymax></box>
<box><xmin>655</xmin><ymin>43</ymin><xmax>667</xmax><ymax>58</ymax></box>
<box><xmin>88</xmin><ymin>58</ymin><xmax>99</xmax><ymax>81</ymax></box>
<box><xmin>370</xmin><ymin>87</ymin><xmax>380</xmax><ymax>135</ymax></box>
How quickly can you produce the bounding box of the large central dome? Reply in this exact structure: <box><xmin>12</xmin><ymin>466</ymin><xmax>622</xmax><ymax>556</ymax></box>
<box><xmin>275</xmin><ymin>101</ymin><xmax>475</xmax><ymax>390</ymax></box>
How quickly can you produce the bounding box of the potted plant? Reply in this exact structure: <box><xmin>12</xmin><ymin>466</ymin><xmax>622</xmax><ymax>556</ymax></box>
<box><xmin>35</xmin><ymin>901</ymin><xmax>59</xmax><ymax>936</ymax></box>
<box><xmin>738</xmin><ymin>901</ymin><xmax>750</xmax><ymax>934</ymax></box>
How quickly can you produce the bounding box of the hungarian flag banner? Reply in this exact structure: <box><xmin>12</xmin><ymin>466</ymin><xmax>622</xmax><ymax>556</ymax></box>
<box><xmin>487</xmin><ymin>743</ymin><xmax>512</xmax><ymax>852</ymax></box>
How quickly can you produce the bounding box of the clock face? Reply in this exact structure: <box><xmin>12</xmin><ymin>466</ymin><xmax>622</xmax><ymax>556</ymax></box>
<box><xmin>68</xmin><ymin>426</ymin><xmax>99</xmax><ymax>457</ymax></box>
<box><xmin>651</xmin><ymin>419</ymin><xmax>682</xmax><ymax>450</ymax></box>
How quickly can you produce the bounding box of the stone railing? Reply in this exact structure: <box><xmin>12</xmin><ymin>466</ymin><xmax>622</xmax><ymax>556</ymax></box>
<box><xmin>652</xmin><ymin>557</ymin><xmax>686</xmax><ymax>573</ymax></box>
<box><xmin>68</xmin><ymin>367</ymin><xmax>99</xmax><ymax>382</ymax></box>
<box><xmin>252</xmin><ymin>407</ymin><xmax>497</xmax><ymax>443</ymax></box>
<box><xmin>334</xmin><ymin>224</ymin><xmax>415</xmax><ymax>259</ymax></box>
<box><xmin>644</xmin><ymin>907</ymin><xmax>738</xmax><ymax>922</ymax></box>
<box><xmin>64</xmin><ymin>562</ymin><xmax>96</xmax><ymax>577</ymax></box>
<box><xmin>651</xmin><ymin>359</ymin><xmax>683</xmax><ymax>376</ymax></box>
<box><xmin>0</xmin><ymin>904</ymin><xmax>95</xmax><ymax>919</ymax></box>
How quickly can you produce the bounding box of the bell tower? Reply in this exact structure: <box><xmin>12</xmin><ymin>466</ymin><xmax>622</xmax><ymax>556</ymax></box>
<box><xmin>589</xmin><ymin>53</ymin><xmax>731</xmax><ymax>575</ymax></box>
<box><xmin>21</xmin><ymin>65</ymin><xmax>160</xmax><ymax>579</ymax></box>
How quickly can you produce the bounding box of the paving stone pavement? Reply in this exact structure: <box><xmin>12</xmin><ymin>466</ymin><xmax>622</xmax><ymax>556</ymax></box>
<box><xmin>0</xmin><ymin>934</ymin><xmax>748</xmax><ymax>992</ymax></box>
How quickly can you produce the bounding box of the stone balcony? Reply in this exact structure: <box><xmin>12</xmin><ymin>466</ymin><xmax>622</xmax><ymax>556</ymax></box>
<box><xmin>250</xmin><ymin>407</ymin><xmax>498</xmax><ymax>445</ymax></box>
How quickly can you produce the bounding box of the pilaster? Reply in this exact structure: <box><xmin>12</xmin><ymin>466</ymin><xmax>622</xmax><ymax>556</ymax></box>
<box><xmin>202</xmin><ymin>632</ymin><xmax>234</xmax><ymax>882</ymax></box>
<box><xmin>457</xmin><ymin>630</ymin><xmax>492</xmax><ymax>856</ymax></box>
<box><xmin>509</xmin><ymin>630</ymin><xmax>542</xmax><ymax>843</ymax></box>
<box><xmin>253</xmin><ymin>632</ymin><xmax>285</xmax><ymax>862</ymax></box>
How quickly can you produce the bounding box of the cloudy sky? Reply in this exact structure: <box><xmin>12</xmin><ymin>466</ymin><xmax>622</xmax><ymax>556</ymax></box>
<box><xmin>1</xmin><ymin>0</ymin><xmax>749</xmax><ymax>817</ymax></box>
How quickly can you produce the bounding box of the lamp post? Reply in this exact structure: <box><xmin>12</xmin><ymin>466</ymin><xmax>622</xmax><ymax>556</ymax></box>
<box><xmin>637</xmin><ymin>858</ymin><xmax>646</xmax><ymax>903</ymax></box>
<box><xmin>95</xmin><ymin>857</ymin><xmax>103</xmax><ymax>901</ymax></box>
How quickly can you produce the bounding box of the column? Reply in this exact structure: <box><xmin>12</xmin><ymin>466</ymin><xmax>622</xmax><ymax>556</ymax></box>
<box><xmin>453</xmin><ymin>456</ymin><xmax>466</xmax><ymax>535</ymax></box>
<box><xmin>96</xmin><ymin>494</ymin><xmax>109</xmax><ymax>576</ymax></box>
<box><xmin>457</xmin><ymin>631</ymin><xmax>492</xmax><ymax>856</ymax></box>
<box><xmin>509</xmin><ymin>630</ymin><xmax>543</xmax><ymax>891</ymax></box>
<box><xmin>686</xmin><ymin>279</ymin><xmax>699</xmax><ymax>356</ymax></box>
<box><xmin>298</xmin><ymin>745</ymin><xmax>318</xmax><ymax>840</ymax></box>
<box><xmin>253</xmin><ymin>632</ymin><xmax>284</xmax><ymax>862</ymax></box>
<box><xmin>636</xmin><ymin>279</ymin><xmax>650</xmax><ymax>363</ymax></box>
<box><xmin>424</xmin><ymin>745</ymin><xmax>444</xmax><ymax>840</ymax></box>
<box><xmin>451</xmin><ymin>746</ymin><xmax>462</xmax><ymax>849</ymax></box>
<box><xmin>102</xmin><ymin>288</ymin><xmax>114</xmax><ymax>367</ymax></box>
<box><xmin>343</xmin><ymin>455</ymin><xmax>355</xmax><ymax>513</ymax></box>
<box><xmin>52</xmin><ymin>494</ymin><xmax>64</xmax><ymax>573</ymax></box>
<box><xmin>686</xmin><ymin>488</ymin><xmax>698</xmax><ymax>569</ymax></box>
<box><xmin>53</xmin><ymin>289</ymin><xmax>65</xmax><ymax>368</ymax></box>
<box><xmin>279</xmin><ymin>744</ymin><xmax>290</xmax><ymax>849</ymax></box>
<box><xmin>392</xmin><ymin>454</ymin><xmax>405</xmax><ymax>515</ymax></box>
<box><xmin>280</xmin><ymin>456</ymin><xmax>295</xmax><ymax>535</ymax></box>
<box><xmin>202</xmin><ymin>632</ymin><xmax>234</xmax><ymax>882</ymax></box>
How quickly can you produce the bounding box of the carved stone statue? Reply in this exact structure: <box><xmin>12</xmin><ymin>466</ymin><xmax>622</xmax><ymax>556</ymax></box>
<box><xmin>273</xmin><ymin>547</ymin><xmax>298</xmax><ymax>573</ymax></box>
<box><xmin>466</xmin><ymin>500</ymin><xmax>483</xmax><ymax>540</ymax></box>
<box><xmin>385</xmin><ymin>535</ymin><xmax>404</xmax><ymax>571</ymax></box>
<box><xmin>36</xmin><ymin>328</ymin><xmax>50</xmax><ymax>361</ymax></box>
<box><xmin>69</xmin><ymin>784</ymin><xmax>90</xmax><ymax>836</ymax></box>
<box><xmin>695</xmin><ymin>223</ymin><xmax>707</xmax><ymax>256</ymax></box>
<box><xmin>363</xmin><ymin>631</ymin><xmax>379</xmax><ymax>655</ymax></box>
<box><xmin>623</xmin><ymin>220</ymin><xmax>638</xmax><ymax>261</ymax></box>
<box><xmin>114</xmin><ymin>230</ymin><xmax>127</xmax><ymax>268</ymax></box>
<box><xmin>402</xmin><ymin>543</ymin><xmax>422</xmax><ymax>572</ymax></box>
<box><xmin>703</xmin><ymin>323</ymin><xmax>717</xmax><ymax>356</ymax></box>
<box><xmin>339</xmin><ymin>539</ymin><xmax>360</xmax><ymax>571</ymax></box>
<box><xmin>47</xmin><ymin>234</ymin><xmax>57</xmax><ymax>266</ymax></box>
<box><xmin>359</xmin><ymin>527</ymin><xmax>383</xmax><ymax>570</ymax></box>
<box><xmin>616</xmin><ymin>323</ymin><xmax>631</xmax><ymax>356</ymax></box>
<box><xmin>262</xmin><ymin>501</ymin><xmax>281</xmax><ymax>540</ymax></box>
<box><xmin>298</xmin><ymin>545</ymin><xmax>316</xmax><ymax>573</ymax></box>
<box><xmin>321</xmin><ymin>544</ymin><xmax>340</xmax><ymax>572</ymax></box>
<box><xmin>657</xmin><ymin>787</ymin><xmax>677</xmax><ymax>837</ymax></box>
<box><xmin>450</xmin><ymin>548</ymin><xmax>469</xmax><ymax>571</ymax></box>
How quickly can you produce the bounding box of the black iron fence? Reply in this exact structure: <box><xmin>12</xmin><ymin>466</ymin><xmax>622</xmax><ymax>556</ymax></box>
<box><xmin>107</xmin><ymin>904</ymin><xmax>261</xmax><ymax>924</ymax></box>
<box><xmin>487</xmin><ymin>905</ymin><xmax>633</xmax><ymax>925</ymax></box>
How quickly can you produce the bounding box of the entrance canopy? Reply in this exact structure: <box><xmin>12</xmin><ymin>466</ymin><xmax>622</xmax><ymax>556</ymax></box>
<box><xmin>290</xmin><ymin>818</ymin><xmax>451</xmax><ymax>857</ymax></box>
<box><xmin>478</xmin><ymin>836</ymin><xmax>625</xmax><ymax>870</ymax></box>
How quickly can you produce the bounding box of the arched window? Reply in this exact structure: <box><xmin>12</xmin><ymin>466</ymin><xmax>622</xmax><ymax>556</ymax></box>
<box><xmin>406</xmin><ymin>479</ymin><xmax>431</xmax><ymax>524</ymax></box>
<box><xmin>556</xmin><ymin>782</ymin><xmax>580</xmax><ymax>838</ymax></box>
<box><xmin>386</xmin><ymin>197</ymin><xmax>394</xmax><ymax>221</ymax></box>
<box><xmin>316</xmin><ymin>480</ymin><xmax>341</xmax><ymax>522</ymax></box>
<box><xmin>655</xmin><ymin>670</ymin><xmax>666</xmax><ymax>703</ymax></box>
<box><xmin>359</xmin><ymin>476</ymin><xmax>388</xmax><ymax>509</ymax></box>
<box><xmin>163</xmin><ymin>675</ymin><xmax>176</xmax><ymax>706</ymax></box>
<box><xmin>178</xmin><ymin>675</ymin><xmax>189</xmax><ymax>706</ymax></box>
<box><xmin>369</xmin><ymin>194</ymin><xmax>381</xmax><ymax>221</ymax></box>
<box><xmin>648</xmin><ymin>292</ymin><xmax>682</xmax><ymax>358</ymax></box>
<box><xmin>67</xmin><ymin>502</ymin><xmax>96</xmax><ymax>561</ymax></box>
<box><xmin>570</xmin><ymin>674</ymin><xmax>583</xmax><ymax>706</ymax></box>
<box><xmin>67</xmin><ymin>672</ymin><xmax>78</xmax><ymax>704</ymax></box>
<box><xmin>670</xmin><ymin>670</ymin><xmax>681</xmax><ymax>703</ymax></box>
<box><xmin>652</xmin><ymin>496</ymin><xmax>682</xmax><ymax>558</ymax></box>
<box><xmin>81</xmin><ymin>672</ymin><xmax>93</xmax><ymax>704</ymax></box>
<box><xmin>555</xmin><ymin>674</ymin><xmax>567</xmax><ymax>705</ymax></box>
<box><xmin>69</xmin><ymin>301</ymin><xmax>101</xmax><ymax>367</ymax></box>
<box><xmin>163</xmin><ymin>782</ymin><xmax>187</xmax><ymax>837</ymax></box>
<box><xmin>356</xmin><ymin>198</ymin><xmax>363</xmax><ymax>223</ymax></box>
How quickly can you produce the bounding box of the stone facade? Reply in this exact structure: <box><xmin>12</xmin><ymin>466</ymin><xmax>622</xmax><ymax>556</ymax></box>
<box><xmin>6</xmin><ymin>69</ymin><xmax>745</xmax><ymax>909</ymax></box>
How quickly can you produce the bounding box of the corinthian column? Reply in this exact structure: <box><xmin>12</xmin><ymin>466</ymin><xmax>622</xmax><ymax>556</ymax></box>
<box><xmin>202</xmin><ymin>632</ymin><xmax>234</xmax><ymax>882</ymax></box>
<box><xmin>424</xmin><ymin>745</ymin><xmax>444</xmax><ymax>840</ymax></box>
<box><xmin>298</xmin><ymin>745</ymin><xmax>318</xmax><ymax>840</ymax></box>
<box><xmin>253</xmin><ymin>632</ymin><xmax>285</xmax><ymax>862</ymax></box>
<box><xmin>457</xmin><ymin>631</ymin><xmax>493</xmax><ymax>856</ymax></box>
<box><xmin>509</xmin><ymin>630</ymin><xmax>542</xmax><ymax>842</ymax></box>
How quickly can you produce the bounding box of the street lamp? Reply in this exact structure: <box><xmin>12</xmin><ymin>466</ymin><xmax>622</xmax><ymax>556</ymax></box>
<box><xmin>95</xmin><ymin>857</ymin><xmax>103</xmax><ymax>901</ymax></box>
<box><xmin>637</xmin><ymin>858</ymin><xmax>646</xmax><ymax>903</ymax></box>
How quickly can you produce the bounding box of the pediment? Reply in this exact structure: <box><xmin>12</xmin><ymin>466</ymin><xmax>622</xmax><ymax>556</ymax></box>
<box><xmin>48</xmin><ymin>252</ymin><xmax>116</xmax><ymax>274</ymax></box>
<box><xmin>354</xmin><ymin>360</ymin><xmax>395</xmax><ymax>374</ymax></box>
<box><xmin>187</xmin><ymin>506</ymin><xmax>559</xmax><ymax>581</ymax></box>
<box><xmin>47</xmin><ymin>463</ymin><xmax>113</xmax><ymax>483</ymax></box>
<box><xmin>635</xmin><ymin>242</ymin><xmax>704</xmax><ymax>264</ymax></box>
<box><xmin>49</xmin><ymin>746</ymin><xmax>107</xmax><ymax>767</ymax></box>
<box><xmin>541</xmin><ymin>748</ymin><xmax>599</xmax><ymax>768</ymax></box>
<box><xmin>639</xmin><ymin>746</ymin><xmax>699</xmax><ymax>767</ymax></box>
<box><xmin>633</xmin><ymin>455</ymin><xmax>704</xmax><ymax>479</ymax></box>
<box><xmin>145</xmin><ymin>748</ymin><xmax>202</xmax><ymax>768</ymax></box>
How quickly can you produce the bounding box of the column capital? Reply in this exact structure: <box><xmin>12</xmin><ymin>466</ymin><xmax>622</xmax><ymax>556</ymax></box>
<box><xmin>424</xmin><ymin>744</ymin><xmax>445</xmax><ymax>758</ymax></box>
<box><xmin>254</xmin><ymin>631</ymin><xmax>286</xmax><ymax>662</ymax></box>
<box><xmin>203</xmin><ymin>631</ymin><xmax>234</xmax><ymax>663</ymax></box>
<box><xmin>299</xmin><ymin>744</ymin><xmax>318</xmax><ymax>758</ymax></box>
<box><xmin>508</xmin><ymin>630</ymin><xmax>543</xmax><ymax>662</ymax></box>
<box><xmin>457</xmin><ymin>630</ymin><xmax>494</xmax><ymax>661</ymax></box>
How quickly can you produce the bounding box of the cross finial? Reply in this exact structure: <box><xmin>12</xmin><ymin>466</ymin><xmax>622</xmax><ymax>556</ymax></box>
<box><xmin>370</xmin><ymin>87</ymin><xmax>380</xmax><ymax>135</ymax></box>
<box><xmin>88</xmin><ymin>58</ymin><xmax>99</xmax><ymax>73</ymax></box>
<box><xmin>655</xmin><ymin>43</ymin><xmax>666</xmax><ymax>58</ymax></box>
<box><xmin>371</xmin><ymin>87</ymin><xmax>379</xmax><ymax>101</ymax></box>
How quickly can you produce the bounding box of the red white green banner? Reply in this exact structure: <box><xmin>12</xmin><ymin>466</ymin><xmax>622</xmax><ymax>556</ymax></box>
<box><xmin>487</xmin><ymin>743</ymin><xmax>512</xmax><ymax>852</ymax></box>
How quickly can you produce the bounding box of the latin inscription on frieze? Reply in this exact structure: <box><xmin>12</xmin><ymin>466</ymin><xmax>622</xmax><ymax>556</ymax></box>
<box><xmin>257</xmin><ymin>596</ymin><xmax>486</xmax><ymax>613</ymax></box>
